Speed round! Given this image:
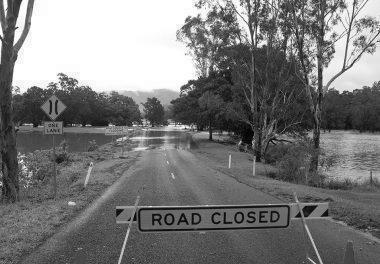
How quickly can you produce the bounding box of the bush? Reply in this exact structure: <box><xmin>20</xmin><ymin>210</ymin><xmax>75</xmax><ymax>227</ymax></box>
<box><xmin>19</xmin><ymin>150</ymin><xmax>54</xmax><ymax>188</ymax></box>
<box><xmin>18</xmin><ymin>140</ymin><xmax>71</xmax><ymax>188</ymax></box>
<box><xmin>275</xmin><ymin>139</ymin><xmax>314</xmax><ymax>183</ymax></box>
<box><xmin>55</xmin><ymin>140</ymin><xmax>70</xmax><ymax>164</ymax></box>
<box><xmin>264</xmin><ymin>142</ymin><xmax>289</xmax><ymax>164</ymax></box>
<box><xmin>87</xmin><ymin>140</ymin><xmax>98</xmax><ymax>152</ymax></box>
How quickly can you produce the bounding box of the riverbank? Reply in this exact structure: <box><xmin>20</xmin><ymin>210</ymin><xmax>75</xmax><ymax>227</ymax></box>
<box><xmin>190</xmin><ymin>131</ymin><xmax>380</xmax><ymax>240</ymax></box>
<box><xmin>0</xmin><ymin>138</ymin><xmax>142</xmax><ymax>264</ymax></box>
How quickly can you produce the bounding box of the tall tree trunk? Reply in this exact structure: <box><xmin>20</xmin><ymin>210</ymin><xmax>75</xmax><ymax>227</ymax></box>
<box><xmin>208</xmin><ymin>118</ymin><xmax>212</xmax><ymax>141</ymax></box>
<box><xmin>310</xmin><ymin>1</ymin><xmax>326</xmax><ymax>173</ymax></box>
<box><xmin>0</xmin><ymin>3</ymin><xmax>22</xmax><ymax>202</ymax></box>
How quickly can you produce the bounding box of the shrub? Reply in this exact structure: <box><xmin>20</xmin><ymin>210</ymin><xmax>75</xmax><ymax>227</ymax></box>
<box><xmin>55</xmin><ymin>140</ymin><xmax>70</xmax><ymax>164</ymax></box>
<box><xmin>19</xmin><ymin>150</ymin><xmax>53</xmax><ymax>187</ymax></box>
<box><xmin>87</xmin><ymin>140</ymin><xmax>98</xmax><ymax>152</ymax></box>
<box><xmin>275</xmin><ymin>139</ymin><xmax>315</xmax><ymax>183</ymax></box>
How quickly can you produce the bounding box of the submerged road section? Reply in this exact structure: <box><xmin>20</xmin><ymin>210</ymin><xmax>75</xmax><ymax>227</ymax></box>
<box><xmin>22</xmin><ymin>128</ymin><xmax>380</xmax><ymax>264</ymax></box>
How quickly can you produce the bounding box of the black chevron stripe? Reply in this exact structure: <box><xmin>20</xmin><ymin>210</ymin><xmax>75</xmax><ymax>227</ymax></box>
<box><xmin>321</xmin><ymin>209</ymin><xmax>329</xmax><ymax>217</ymax></box>
<box><xmin>116</xmin><ymin>208</ymin><xmax>123</xmax><ymax>217</ymax></box>
<box><xmin>295</xmin><ymin>205</ymin><xmax>318</xmax><ymax>218</ymax></box>
<box><xmin>116</xmin><ymin>209</ymin><xmax>137</xmax><ymax>221</ymax></box>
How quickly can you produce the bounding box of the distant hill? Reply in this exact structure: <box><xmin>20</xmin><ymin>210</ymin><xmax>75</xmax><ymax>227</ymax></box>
<box><xmin>120</xmin><ymin>89</ymin><xmax>179</xmax><ymax>110</ymax></box>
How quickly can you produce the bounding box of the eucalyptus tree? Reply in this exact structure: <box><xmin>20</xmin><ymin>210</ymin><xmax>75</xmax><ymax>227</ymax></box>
<box><xmin>194</xmin><ymin>0</ymin><xmax>307</xmax><ymax>160</ymax></box>
<box><xmin>286</xmin><ymin>0</ymin><xmax>380</xmax><ymax>171</ymax></box>
<box><xmin>0</xmin><ymin>0</ymin><xmax>35</xmax><ymax>202</ymax></box>
<box><xmin>177</xmin><ymin>4</ymin><xmax>240</xmax><ymax>77</ymax></box>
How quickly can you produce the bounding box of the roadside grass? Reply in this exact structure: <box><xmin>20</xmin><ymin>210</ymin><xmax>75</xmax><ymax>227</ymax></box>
<box><xmin>0</xmin><ymin>140</ymin><xmax>141</xmax><ymax>264</ymax></box>
<box><xmin>190</xmin><ymin>131</ymin><xmax>380</xmax><ymax>239</ymax></box>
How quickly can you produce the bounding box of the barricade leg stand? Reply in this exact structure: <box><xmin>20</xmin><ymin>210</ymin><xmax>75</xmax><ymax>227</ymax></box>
<box><xmin>343</xmin><ymin>241</ymin><xmax>356</xmax><ymax>264</ymax></box>
<box><xmin>117</xmin><ymin>196</ymin><xmax>140</xmax><ymax>264</ymax></box>
<box><xmin>293</xmin><ymin>192</ymin><xmax>324</xmax><ymax>264</ymax></box>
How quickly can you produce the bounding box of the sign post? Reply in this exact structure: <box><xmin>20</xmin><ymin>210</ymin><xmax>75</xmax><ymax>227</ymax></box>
<box><xmin>41</xmin><ymin>94</ymin><xmax>67</xmax><ymax>198</ymax></box>
<box><xmin>105</xmin><ymin>126</ymin><xmax>130</xmax><ymax>156</ymax></box>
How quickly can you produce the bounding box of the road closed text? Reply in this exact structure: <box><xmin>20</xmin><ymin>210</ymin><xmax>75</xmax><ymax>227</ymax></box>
<box><xmin>138</xmin><ymin>205</ymin><xmax>290</xmax><ymax>232</ymax></box>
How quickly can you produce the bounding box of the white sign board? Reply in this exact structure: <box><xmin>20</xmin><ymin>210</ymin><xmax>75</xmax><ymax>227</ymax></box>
<box><xmin>138</xmin><ymin>204</ymin><xmax>290</xmax><ymax>232</ymax></box>
<box><xmin>41</xmin><ymin>94</ymin><xmax>67</xmax><ymax>121</ymax></box>
<box><xmin>44</xmin><ymin>121</ymin><xmax>63</xmax><ymax>135</ymax></box>
<box><xmin>105</xmin><ymin>126</ymin><xmax>129</xmax><ymax>136</ymax></box>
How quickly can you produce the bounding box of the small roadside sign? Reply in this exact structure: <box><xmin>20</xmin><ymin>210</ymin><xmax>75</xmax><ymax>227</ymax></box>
<box><xmin>41</xmin><ymin>94</ymin><xmax>67</xmax><ymax>121</ymax></box>
<box><xmin>138</xmin><ymin>204</ymin><xmax>290</xmax><ymax>232</ymax></box>
<box><xmin>105</xmin><ymin>126</ymin><xmax>129</xmax><ymax>136</ymax></box>
<box><xmin>44</xmin><ymin>121</ymin><xmax>63</xmax><ymax>135</ymax></box>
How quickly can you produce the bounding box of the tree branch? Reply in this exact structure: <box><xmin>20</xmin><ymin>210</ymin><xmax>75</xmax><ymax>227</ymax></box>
<box><xmin>13</xmin><ymin>0</ymin><xmax>35</xmax><ymax>53</ymax></box>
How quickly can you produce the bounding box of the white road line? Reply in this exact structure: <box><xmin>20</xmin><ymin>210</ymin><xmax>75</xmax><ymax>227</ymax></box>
<box><xmin>166</xmin><ymin>161</ymin><xmax>169</xmax><ymax>165</ymax></box>
<box><xmin>171</xmin><ymin>173</ymin><xmax>175</xmax><ymax>179</ymax></box>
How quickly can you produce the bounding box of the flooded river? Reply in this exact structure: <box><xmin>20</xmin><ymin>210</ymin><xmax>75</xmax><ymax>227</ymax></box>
<box><xmin>16</xmin><ymin>128</ymin><xmax>379</xmax><ymax>182</ymax></box>
<box><xmin>320</xmin><ymin>130</ymin><xmax>380</xmax><ymax>182</ymax></box>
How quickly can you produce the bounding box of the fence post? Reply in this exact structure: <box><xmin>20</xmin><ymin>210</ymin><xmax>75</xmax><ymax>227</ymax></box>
<box><xmin>370</xmin><ymin>170</ymin><xmax>373</xmax><ymax>186</ymax></box>
<box><xmin>228</xmin><ymin>154</ymin><xmax>231</xmax><ymax>169</ymax></box>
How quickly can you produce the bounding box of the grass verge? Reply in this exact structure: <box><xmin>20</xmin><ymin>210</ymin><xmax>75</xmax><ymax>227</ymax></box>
<box><xmin>0</xmin><ymin>140</ymin><xmax>141</xmax><ymax>264</ymax></box>
<box><xmin>190</xmin><ymin>132</ymin><xmax>380</xmax><ymax>240</ymax></box>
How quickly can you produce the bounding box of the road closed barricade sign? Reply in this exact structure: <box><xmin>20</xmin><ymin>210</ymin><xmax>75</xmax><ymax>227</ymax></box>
<box><xmin>137</xmin><ymin>205</ymin><xmax>290</xmax><ymax>232</ymax></box>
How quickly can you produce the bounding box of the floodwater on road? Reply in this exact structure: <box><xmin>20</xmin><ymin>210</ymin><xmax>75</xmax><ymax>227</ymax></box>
<box><xmin>130</xmin><ymin>128</ymin><xmax>197</xmax><ymax>151</ymax></box>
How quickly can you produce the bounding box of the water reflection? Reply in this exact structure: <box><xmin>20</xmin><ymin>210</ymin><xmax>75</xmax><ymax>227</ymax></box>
<box><xmin>131</xmin><ymin>128</ymin><xmax>197</xmax><ymax>151</ymax></box>
<box><xmin>321</xmin><ymin>130</ymin><xmax>380</xmax><ymax>181</ymax></box>
<box><xmin>16</xmin><ymin>131</ymin><xmax>113</xmax><ymax>153</ymax></box>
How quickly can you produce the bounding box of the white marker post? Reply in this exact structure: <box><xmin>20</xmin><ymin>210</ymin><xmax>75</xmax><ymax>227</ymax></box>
<box><xmin>84</xmin><ymin>162</ymin><xmax>94</xmax><ymax>188</ymax></box>
<box><xmin>252</xmin><ymin>156</ymin><xmax>256</xmax><ymax>176</ymax></box>
<box><xmin>228</xmin><ymin>154</ymin><xmax>231</xmax><ymax>169</ymax></box>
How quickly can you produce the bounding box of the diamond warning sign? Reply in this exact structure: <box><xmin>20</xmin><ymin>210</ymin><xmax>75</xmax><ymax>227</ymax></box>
<box><xmin>138</xmin><ymin>204</ymin><xmax>290</xmax><ymax>232</ymax></box>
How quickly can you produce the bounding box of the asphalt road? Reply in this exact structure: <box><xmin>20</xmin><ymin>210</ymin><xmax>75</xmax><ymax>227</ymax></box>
<box><xmin>22</xmin><ymin>130</ymin><xmax>380</xmax><ymax>264</ymax></box>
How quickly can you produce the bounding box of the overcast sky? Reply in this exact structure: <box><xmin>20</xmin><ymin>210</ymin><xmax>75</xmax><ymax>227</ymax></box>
<box><xmin>13</xmin><ymin>0</ymin><xmax>380</xmax><ymax>93</ymax></box>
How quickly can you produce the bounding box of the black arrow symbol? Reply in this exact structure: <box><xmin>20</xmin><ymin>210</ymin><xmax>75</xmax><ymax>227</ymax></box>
<box><xmin>49</xmin><ymin>100</ymin><xmax>52</xmax><ymax>114</ymax></box>
<box><xmin>55</xmin><ymin>100</ymin><xmax>59</xmax><ymax>115</ymax></box>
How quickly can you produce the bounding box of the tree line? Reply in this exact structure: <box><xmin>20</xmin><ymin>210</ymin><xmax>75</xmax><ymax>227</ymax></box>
<box><xmin>172</xmin><ymin>0</ymin><xmax>380</xmax><ymax>172</ymax></box>
<box><xmin>11</xmin><ymin>73</ymin><xmax>169</xmax><ymax>129</ymax></box>
<box><xmin>12</xmin><ymin>73</ymin><xmax>142</xmax><ymax>127</ymax></box>
<box><xmin>323</xmin><ymin>82</ymin><xmax>380</xmax><ymax>132</ymax></box>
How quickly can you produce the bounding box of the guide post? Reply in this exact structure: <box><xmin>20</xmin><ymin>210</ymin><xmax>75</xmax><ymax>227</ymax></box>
<box><xmin>41</xmin><ymin>95</ymin><xmax>67</xmax><ymax>198</ymax></box>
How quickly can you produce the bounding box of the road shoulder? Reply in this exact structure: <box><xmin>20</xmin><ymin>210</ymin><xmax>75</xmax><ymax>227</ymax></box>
<box><xmin>189</xmin><ymin>132</ymin><xmax>380</xmax><ymax>241</ymax></box>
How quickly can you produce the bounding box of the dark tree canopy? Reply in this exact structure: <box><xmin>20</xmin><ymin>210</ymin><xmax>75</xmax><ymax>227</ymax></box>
<box><xmin>142</xmin><ymin>97</ymin><xmax>165</xmax><ymax>126</ymax></box>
